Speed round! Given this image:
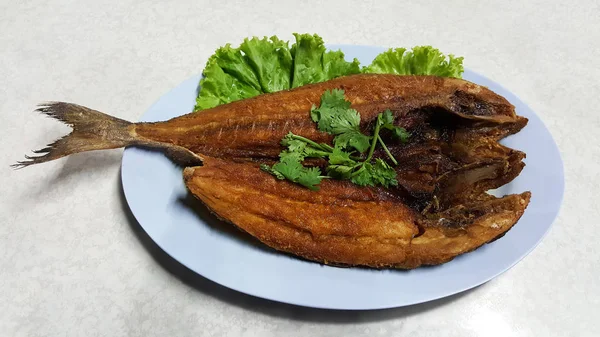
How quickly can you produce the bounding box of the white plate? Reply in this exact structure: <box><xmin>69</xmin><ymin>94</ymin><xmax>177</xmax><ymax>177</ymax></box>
<box><xmin>121</xmin><ymin>45</ymin><xmax>564</xmax><ymax>310</ymax></box>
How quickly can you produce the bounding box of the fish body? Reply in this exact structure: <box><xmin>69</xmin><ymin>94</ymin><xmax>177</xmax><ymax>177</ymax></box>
<box><xmin>184</xmin><ymin>157</ymin><xmax>530</xmax><ymax>268</ymax></box>
<box><xmin>132</xmin><ymin>74</ymin><xmax>520</xmax><ymax>160</ymax></box>
<box><xmin>15</xmin><ymin>74</ymin><xmax>531</xmax><ymax>269</ymax></box>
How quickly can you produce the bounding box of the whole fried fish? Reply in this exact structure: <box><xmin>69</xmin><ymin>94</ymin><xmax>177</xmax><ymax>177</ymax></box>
<box><xmin>15</xmin><ymin>74</ymin><xmax>531</xmax><ymax>269</ymax></box>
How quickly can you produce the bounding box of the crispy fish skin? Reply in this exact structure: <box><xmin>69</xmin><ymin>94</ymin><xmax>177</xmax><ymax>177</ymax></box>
<box><xmin>132</xmin><ymin>74</ymin><xmax>522</xmax><ymax>160</ymax></box>
<box><xmin>183</xmin><ymin>157</ymin><xmax>530</xmax><ymax>269</ymax></box>
<box><xmin>14</xmin><ymin>74</ymin><xmax>524</xmax><ymax>168</ymax></box>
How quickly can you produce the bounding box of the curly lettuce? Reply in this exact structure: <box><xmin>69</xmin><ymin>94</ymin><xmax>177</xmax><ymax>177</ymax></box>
<box><xmin>362</xmin><ymin>46</ymin><xmax>464</xmax><ymax>78</ymax></box>
<box><xmin>239</xmin><ymin>36</ymin><xmax>293</xmax><ymax>93</ymax></box>
<box><xmin>194</xmin><ymin>45</ymin><xmax>262</xmax><ymax>109</ymax></box>
<box><xmin>194</xmin><ymin>35</ymin><xmax>464</xmax><ymax>111</ymax></box>
<box><xmin>290</xmin><ymin>33</ymin><xmax>361</xmax><ymax>88</ymax></box>
<box><xmin>195</xmin><ymin>34</ymin><xmax>360</xmax><ymax>110</ymax></box>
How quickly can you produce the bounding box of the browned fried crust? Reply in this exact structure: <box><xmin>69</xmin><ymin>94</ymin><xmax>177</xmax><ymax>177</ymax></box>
<box><xmin>133</xmin><ymin>74</ymin><xmax>521</xmax><ymax>160</ymax></box>
<box><xmin>183</xmin><ymin>158</ymin><xmax>530</xmax><ymax>269</ymax></box>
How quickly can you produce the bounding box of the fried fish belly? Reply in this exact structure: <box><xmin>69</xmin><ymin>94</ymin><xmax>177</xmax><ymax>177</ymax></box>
<box><xmin>184</xmin><ymin>157</ymin><xmax>530</xmax><ymax>269</ymax></box>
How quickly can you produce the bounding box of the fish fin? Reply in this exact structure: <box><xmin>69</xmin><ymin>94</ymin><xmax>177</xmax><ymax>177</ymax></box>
<box><xmin>12</xmin><ymin>102</ymin><xmax>136</xmax><ymax>168</ymax></box>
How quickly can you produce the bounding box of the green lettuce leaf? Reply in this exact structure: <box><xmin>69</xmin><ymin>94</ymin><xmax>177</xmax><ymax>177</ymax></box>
<box><xmin>291</xmin><ymin>33</ymin><xmax>360</xmax><ymax>88</ymax></box>
<box><xmin>196</xmin><ymin>33</ymin><xmax>359</xmax><ymax>110</ymax></box>
<box><xmin>239</xmin><ymin>36</ymin><xmax>293</xmax><ymax>93</ymax></box>
<box><xmin>362</xmin><ymin>46</ymin><xmax>464</xmax><ymax>78</ymax></box>
<box><xmin>210</xmin><ymin>44</ymin><xmax>261</xmax><ymax>90</ymax></box>
<box><xmin>195</xmin><ymin>56</ymin><xmax>261</xmax><ymax>110</ymax></box>
<box><xmin>195</xmin><ymin>35</ymin><xmax>464</xmax><ymax>111</ymax></box>
<box><xmin>323</xmin><ymin>50</ymin><xmax>361</xmax><ymax>79</ymax></box>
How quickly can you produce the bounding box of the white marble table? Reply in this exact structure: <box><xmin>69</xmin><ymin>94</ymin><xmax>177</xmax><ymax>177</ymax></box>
<box><xmin>1</xmin><ymin>1</ymin><xmax>598</xmax><ymax>336</ymax></box>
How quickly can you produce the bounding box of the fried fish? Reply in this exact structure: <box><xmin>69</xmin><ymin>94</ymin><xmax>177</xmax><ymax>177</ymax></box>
<box><xmin>15</xmin><ymin>74</ymin><xmax>531</xmax><ymax>268</ymax></box>
<box><xmin>184</xmin><ymin>157</ymin><xmax>530</xmax><ymax>268</ymax></box>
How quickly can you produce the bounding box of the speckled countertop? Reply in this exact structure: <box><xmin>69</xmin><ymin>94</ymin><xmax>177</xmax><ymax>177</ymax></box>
<box><xmin>1</xmin><ymin>1</ymin><xmax>599</xmax><ymax>336</ymax></box>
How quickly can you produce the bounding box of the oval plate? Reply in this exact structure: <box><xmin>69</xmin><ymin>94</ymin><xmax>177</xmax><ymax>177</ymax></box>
<box><xmin>121</xmin><ymin>45</ymin><xmax>564</xmax><ymax>310</ymax></box>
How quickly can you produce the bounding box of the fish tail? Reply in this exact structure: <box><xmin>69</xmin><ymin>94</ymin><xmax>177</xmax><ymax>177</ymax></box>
<box><xmin>12</xmin><ymin>102</ymin><xmax>137</xmax><ymax>168</ymax></box>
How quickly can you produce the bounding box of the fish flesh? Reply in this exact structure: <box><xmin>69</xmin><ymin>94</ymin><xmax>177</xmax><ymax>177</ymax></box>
<box><xmin>184</xmin><ymin>157</ymin><xmax>529</xmax><ymax>268</ymax></box>
<box><xmin>15</xmin><ymin>74</ymin><xmax>531</xmax><ymax>268</ymax></box>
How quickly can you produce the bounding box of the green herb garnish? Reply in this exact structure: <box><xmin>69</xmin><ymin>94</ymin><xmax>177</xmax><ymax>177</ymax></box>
<box><xmin>309</xmin><ymin>89</ymin><xmax>371</xmax><ymax>153</ymax></box>
<box><xmin>261</xmin><ymin>90</ymin><xmax>410</xmax><ymax>190</ymax></box>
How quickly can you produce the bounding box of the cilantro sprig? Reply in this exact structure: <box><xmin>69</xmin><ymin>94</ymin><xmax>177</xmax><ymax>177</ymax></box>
<box><xmin>309</xmin><ymin>89</ymin><xmax>371</xmax><ymax>153</ymax></box>
<box><xmin>261</xmin><ymin>90</ymin><xmax>410</xmax><ymax>190</ymax></box>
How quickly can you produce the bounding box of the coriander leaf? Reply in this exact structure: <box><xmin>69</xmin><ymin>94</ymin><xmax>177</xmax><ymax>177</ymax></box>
<box><xmin>363</xmin><ymin>46</ymin><xmax>464</xmax><ymax>78</ymax></box>
<box><xmin>279</xmin><ymin>150</ymin><xmax>304</xmax><ymax>164</ymax></box>
<box><xmin>310</xmin><ymin>105</ymin><xmax>319</xmax><ymax>123</ymax></box>
<box><xmin>310</xmin><ymin>89</ymin><xmax>357</xmax><ymax>132</ymax></box>
<box><xmin>328</xmin><ymin>147</ymin><xmax>355</xmax><ymax>166</ymax></box>
<box><xmin>381</xmin><ymin>109</ymin><xmax>395</xmax><ymax>126</ymax></box>
<box><xmin>310</xmin><ymin>90</ymin><xmax>371</xmax><ymax>153</ymax></box>
<box><xmin>391</xmin><ymin>127</ymin><xmax>411</xmax><ymax>142</ymax></box>
<box><xmin>310</xmin><ymin>106</ymin><xmax>335</xmax><ymax>133</ymax></box>
<box><xmin>326</xmin><ymin>164</ymin><xmax>354</xmax><ymax>180</ymax></box>
<box><xmin>333</xmin><ymin>131</ymin><xmax>371</xmax><ymax>153</ymax></box>
<box><xmin>281</xmin><ymin>132</ymin><xmax>297</xmax><ymax>144</ymax></box>
<box><xmin>281</xmin><ymin>132</ymin><xmax>330</xmax><ymax>158</ymax></box>
<box><xmin>350</xmin><ymin>160</ymin><xmax>398</xmax><ymax>188</ymax></box>
<box><xmin>309</xmin><ymin>106</ymin><xmax>329</xmax><ymax>131</ymax></box>
<box><xmin>260</xmin><ymin>164</ymin><xmax>285</xmax><ymax>180</ymax></box>
<box><xmin>263</xmin><ymin>145</ymin><xmax>325</xmax><ymax>190</ymax></box>
<box><xmin>281</xmin><ymin>137</ymin><xmax>307</xmax><ymax>154</ymax></box>
<box><xmin>328</xmin><ymin>108</ymin><xmax>361</xmax><ymax>134</ymax></box>
<box><xmin>350</xmin><ymin>163</ymin><xmax>374</xmax><ymax>187</ymax></box>
<box><xmin>370</xmin><ymin>159</ymin><xmax>398</xmax><ymax>188</ymax></box>
<box><xmin>319</xmin><ymin>89</ymin><xmax>350</xmax><ymax>109</ymax></box>
<box><xmin>273</xmin><ymin>154</ymin><xmax>304</xmax><ymax>180</ymax></box>
<box><xmin>296</xmin><ymin>167</ymin><xmax>323</xmax><ymax>191</ymax></box>
<box><xmin>309</xmin><ymin>89</ymin><xmax>354</xmax><ymax>132</ymax></box>
<box><xmin>302</xmin><ymin>146</ymin><xmax>327</xmax><ymax>158</ymax></box>
<box><xmin>380</xmin><ymin>109</ymin><xmax>411</xmax><ymax>143</ymax></box>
